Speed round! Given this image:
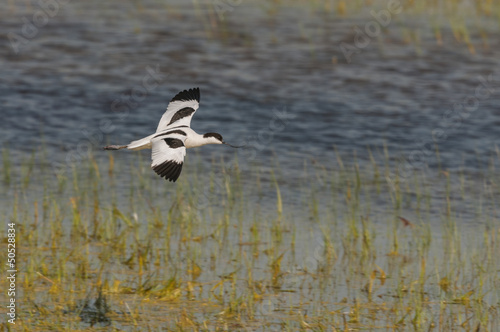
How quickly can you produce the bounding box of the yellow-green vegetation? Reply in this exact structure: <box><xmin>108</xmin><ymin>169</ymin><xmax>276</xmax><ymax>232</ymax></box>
<box><xmin>199</xmin><ymin>0</ymin><xmax>500</xmax><ymax>55</ymax></box>
<box><xmin>1</xmin><ymin>147</ymin><xmax>499</xmax><ymax>331</ymax></box>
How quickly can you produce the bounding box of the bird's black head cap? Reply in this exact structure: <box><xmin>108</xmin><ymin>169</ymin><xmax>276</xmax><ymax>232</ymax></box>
<box><xmin>203</xmin><ymin>132</ymin><xmax>223</xmax><ymax>142</ymax></box>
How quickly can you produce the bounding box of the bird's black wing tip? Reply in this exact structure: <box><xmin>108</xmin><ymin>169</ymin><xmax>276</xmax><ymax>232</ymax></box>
<box><xmin>171</xmin><ymin>87</ymin><xmax>200</xmax><ymax>103</ymax></box>
<box><xmin>152</xmin><ymin>161</ymin><xmax>183</xmax><ymax>182</ymax></box>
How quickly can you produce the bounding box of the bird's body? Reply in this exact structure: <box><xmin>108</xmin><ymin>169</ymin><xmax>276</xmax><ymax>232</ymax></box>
<box><xmin>122</xmin><ymin>127</ymin><xmax>217</xmax><ymax>151</ymax></box>
<box><xmin>104</xmin><ymin>88</ymin><xmax>239</xmax><ymax>182</ymax></box>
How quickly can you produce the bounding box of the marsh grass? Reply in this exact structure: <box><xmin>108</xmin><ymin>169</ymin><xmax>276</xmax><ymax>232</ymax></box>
<box><xmin>2</xmin><ymin>147</ymin><xmax>11</xmax><ymax>186</ymax></box>
<box><xmin>0</xmin><ymin>145</ymin><xmax>499</xmax><ymax>331</ymax></box>
<box><xmin>199</xmin><ymin>0</ymin><xmax>500</xmax><ymax>56</ymax></box>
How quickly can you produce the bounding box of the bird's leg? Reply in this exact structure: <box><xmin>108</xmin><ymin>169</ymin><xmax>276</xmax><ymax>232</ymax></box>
<box><xmin>103</xmin><ymin>145</ymin><xmax>128</xmax><ymax>150</ymax></box>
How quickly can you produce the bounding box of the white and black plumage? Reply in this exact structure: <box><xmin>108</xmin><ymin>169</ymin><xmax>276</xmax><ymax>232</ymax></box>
<box><xmin>104</xmin><ymin>88</ymin><xmax>240</xmax><ymax>182</ymax></box>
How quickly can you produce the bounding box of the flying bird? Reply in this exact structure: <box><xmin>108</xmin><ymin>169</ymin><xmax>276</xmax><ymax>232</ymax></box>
<box><xmin>104</xmin><ymin>87</ymin><xmax>240</xmax><ymax>182</ymax></box>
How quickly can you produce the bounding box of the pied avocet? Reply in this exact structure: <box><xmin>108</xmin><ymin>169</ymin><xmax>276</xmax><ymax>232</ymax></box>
<box><xmin>104</xmin><ymin>87</ymin><xmax>240</xmax><ymax>182</ymax></box>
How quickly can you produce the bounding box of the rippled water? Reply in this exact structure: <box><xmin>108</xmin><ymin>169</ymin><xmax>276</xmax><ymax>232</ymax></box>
<box><xmin>2</xmin><ymin>0</ymin><xmax>500</xmax><ymax>178</ymax></box>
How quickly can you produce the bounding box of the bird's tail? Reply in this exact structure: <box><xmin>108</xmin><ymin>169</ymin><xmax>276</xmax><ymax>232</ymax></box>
<box><xmin>104</xmin><ymin>134</ymin><xmax>154</xmax><ymax>151</ymax></box>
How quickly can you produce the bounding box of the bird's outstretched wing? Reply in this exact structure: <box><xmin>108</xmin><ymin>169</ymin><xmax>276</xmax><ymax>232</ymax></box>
<box><xmin>156</xmin><ymin>87</ymin><xmax>200</xmax><ymax>132</ymax></box>
<box><xmin>150</xmin><ymin>132</ymin><xmax>187</xmax><ymax>182</ymax></box>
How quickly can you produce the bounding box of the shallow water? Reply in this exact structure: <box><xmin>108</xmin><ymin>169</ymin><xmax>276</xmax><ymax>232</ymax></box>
<box><xmin>2</xmin><ymin>0</ymin><xmax>500</xmax><ymax>176</ymax></box>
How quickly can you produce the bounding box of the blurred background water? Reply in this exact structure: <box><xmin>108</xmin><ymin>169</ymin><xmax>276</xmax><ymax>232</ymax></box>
<box><xmin>1</xmin><ymin>0</ymin><xmax>500</xmax><ymax>178</ymax></box>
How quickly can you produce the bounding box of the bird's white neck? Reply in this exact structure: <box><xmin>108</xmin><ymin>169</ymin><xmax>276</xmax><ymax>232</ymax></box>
<box><xmin>184</xmin><ymin>130</ymin><xmax>221</xmax><ymax>148</ymax></box>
